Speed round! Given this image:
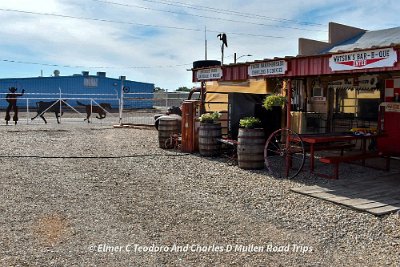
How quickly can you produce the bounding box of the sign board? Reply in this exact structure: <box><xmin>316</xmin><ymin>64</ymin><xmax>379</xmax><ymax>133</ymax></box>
<box><xmin>380</xmin><ymin>102</ymin><xmax>400</xmax><ymax>112</ymax></box>
<box><xmin>311</xmin><ymin>96</ymin><xmax>326</xmax><ymax>102</ymax></box>
<box><xmin>248</xmin><ymin>60</ymin><xmax>287</xmax><ymax>76</ymax></box>
<box><xmin>329</xmin><ymin>48</ymin><xmax>397</xmax><ymax>71</ymax></box>
<box><xmin>328</xmin><ymin>75</ymin><xmax>378</xmax><ymax>91</ymax></box>
<box><xmin>196</xmin><ymin>67</ymin><xmax>223</xmax><ymax>80</ymax></box>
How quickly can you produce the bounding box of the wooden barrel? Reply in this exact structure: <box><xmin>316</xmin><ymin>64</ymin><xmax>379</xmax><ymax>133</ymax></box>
<box><xmin>198</xmin><ymin>123</ymin><xmax>222</xmax><ymax>157</ymax></box>
<box><xmin>237</xmin><ymin>128</ymin><xmax>265</xmax><ymax>169</ymax></box>
<box><xmin>158</xmin><ymin>117</ymin><xmax>180</xmax><ymax>148</ymax></box>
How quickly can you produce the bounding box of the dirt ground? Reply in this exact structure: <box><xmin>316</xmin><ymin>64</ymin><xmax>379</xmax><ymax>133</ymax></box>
<box><xmin>0</xmin><ymin>123</ymin><xmax>399</xmax><ymax>266</ymax></box>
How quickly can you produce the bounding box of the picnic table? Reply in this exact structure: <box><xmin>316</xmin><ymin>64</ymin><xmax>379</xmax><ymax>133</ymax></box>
<box><xmin>296</xmin><ymin>133</ymin><xmax>389</xmax><ymax>179</ymax></box>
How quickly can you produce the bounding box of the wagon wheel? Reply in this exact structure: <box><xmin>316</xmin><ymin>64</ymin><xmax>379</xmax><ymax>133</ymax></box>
<box><xmin>264</xmin><ymin>128</ymin><xmax>305</xmax><ymax>179</ymax></box>
<box><xmin>164</xmin><ymin>135</ymin><xmax>175</xmax><ymax>149</ymax></box>
<box><xmin>164</xmin><ymin>133</ymin><xmax>181</xmax><ymax>150</ymax></box>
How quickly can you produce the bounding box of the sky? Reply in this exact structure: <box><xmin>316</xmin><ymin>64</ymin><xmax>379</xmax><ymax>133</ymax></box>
<box><xmin>0</xmin><ymin>0</ymin><xmax>400</xmax><ymax>91</ymax></box>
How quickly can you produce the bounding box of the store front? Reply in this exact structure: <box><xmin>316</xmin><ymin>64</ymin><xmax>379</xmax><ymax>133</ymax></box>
<box><xmin>192</xmin><ymin>46</ymin><xmax>400</xmax><ymax>155</ymax></box>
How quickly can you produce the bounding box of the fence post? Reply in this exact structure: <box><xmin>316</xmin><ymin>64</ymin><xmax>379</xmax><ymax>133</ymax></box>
<box><xmin>59</xmin><ymin>87</ymin><xmax>62</xmax><ymax>123</ymax></box>
<box><xmin>165</xmin><ymin>89</ymin><xmax>168</xmax><ymax>110</ymax></box>
<box><xmin>90</xmin><ymin>99</ymin><xmax>93</xmax><ymax>123</ymax></box>
<box><xmin>26</xmin><ymin>98</ymin><xmax>29</xmax><ymax>124</ymax></box>
<box><xmin>119</xmin><ymin>77</ymin><xmax>125</xmax><ymax>125</ymax></box>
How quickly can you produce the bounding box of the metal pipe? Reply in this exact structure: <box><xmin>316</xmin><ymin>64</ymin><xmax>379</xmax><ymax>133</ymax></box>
<box><xmin>26</xmin><ymin>98</ymin><xmax>29</xmax><ymax>125</ymax></box>
<box><xmin>119</xmin><ymin>77</ymin><xmax>125</xmax><ymax>125</ymax></box>
<box><xmin>59</xmin><ymin>87</ymin><xmax>62</xmax><ymax>123</ymax></box>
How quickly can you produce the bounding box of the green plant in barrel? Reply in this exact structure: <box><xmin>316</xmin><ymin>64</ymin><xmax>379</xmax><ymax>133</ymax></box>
<box><xmin>199</xmin><ymin>111</ymin><xmax>221</xmax><ymax>123</ymax></box>
<box><xmin>263</xmin><ymin>94</ymin><xmax>286</xmax><ymax>111</ymax></box>
<box><xmin>237</xmin><ymin>117</ymin><xmax>265</xmax><ymax>170</ymax></box>
<box><xmin>239</xmin><ymin>117</ymin><xmax>261</xmax><ymax>129</ymax></box>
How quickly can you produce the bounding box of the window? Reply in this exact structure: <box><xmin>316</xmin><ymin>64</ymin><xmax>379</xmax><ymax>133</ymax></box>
<box><xmin>312</xmin><ymin>87</ymin><xmax>323</xmax><ymax>97</ymax></box>
<box><xmin>84</xmin><ymin>77</ymin><xmax>98</xmax><ymax>87</ymax></box>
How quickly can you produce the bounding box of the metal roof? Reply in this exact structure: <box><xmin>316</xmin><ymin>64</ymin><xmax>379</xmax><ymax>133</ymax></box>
<box><xmin>327</xmin><ymin>26</ymin><xmax>400</xmax><ymax>53</ymax></box>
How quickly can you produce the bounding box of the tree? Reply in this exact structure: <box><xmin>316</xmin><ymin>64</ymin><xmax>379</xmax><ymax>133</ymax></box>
<box><xmin>154</xmin><ymin>87</ymin><xmax>165</xmax><ymax>92</ymax></box>
<box><xmin>176</xmin><ymin>86</ymin><xmax>191</xmax><ymax>92</ymax></box>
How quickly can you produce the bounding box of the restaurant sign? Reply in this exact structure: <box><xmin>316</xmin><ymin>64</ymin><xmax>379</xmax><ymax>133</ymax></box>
<box><xmin>196</xmin><ymin>67</ymin><xmax>223</xmax><ymax>80</ymax></box>
<box><xmin>248</xmin><ymin>60</ymin><xmax>287</xmax><ymax>76</ymax></box>
<box><xmin>328</xmin><ymin>75</ymin><xmax>378</xmax><ymax>91</ymax></box>
<box><xmin>380</xmin><ymin>102</ymin><xmax>400</xmax><ymax>112</ymax></box>
<box><xmin>329</xmin><ymin>48</ymin><xmax>397</xmax><ymax>71</ymax></box>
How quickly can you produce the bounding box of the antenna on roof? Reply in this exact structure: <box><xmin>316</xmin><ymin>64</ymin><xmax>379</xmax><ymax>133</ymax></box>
<box><xmin>204</xmin><ymin>26</ymin><xmax>207</xmax><ymax>60</ymax></box>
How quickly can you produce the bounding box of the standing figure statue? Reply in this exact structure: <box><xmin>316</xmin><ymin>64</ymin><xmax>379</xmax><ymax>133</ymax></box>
<box><xmin>217</xmin><ymin>33</ymin><xmax>228</xmax><ymax>65</ymax></box>
<box><xmin>5</xmin><ymin>87</ymin><xmax>25</xmax><ymax>125</ymax></box>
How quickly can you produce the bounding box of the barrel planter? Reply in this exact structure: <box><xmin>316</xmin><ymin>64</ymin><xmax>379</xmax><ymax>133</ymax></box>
<box><xmin>237</xmin><ymin>128</ymin><xmax>265</xmax><ymax>169</ymax></box>
<box><xmin>158</xmin><ymin>117</ymin><xmax>180</xmax><ymax>149</ymax></box>
<box><xmin>198</xmin><ymin>123</ymin><xmax>222</xmax><ymax>157</ymax></box>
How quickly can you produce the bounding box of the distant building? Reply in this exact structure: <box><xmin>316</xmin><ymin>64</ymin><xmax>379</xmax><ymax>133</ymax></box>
<box><xmin>0</xmin><ymin>71</ymin><xmax>154</xmax><ymax>109</ymax></box>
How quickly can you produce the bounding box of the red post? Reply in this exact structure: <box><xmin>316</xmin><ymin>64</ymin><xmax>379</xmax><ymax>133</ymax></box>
<box><xmin>286</xmin><ymin>79</ymin><xmax>292</xmax><ymax>130</ymax></box>
<box><xmin>285</xmin><ymin>79</ymin><xmax>292</xmax><ymax>177</ymax></box>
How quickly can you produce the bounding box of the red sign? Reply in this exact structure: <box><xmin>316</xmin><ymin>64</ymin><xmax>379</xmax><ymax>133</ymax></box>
<box><xmin>329</xmin><ymin>48</ymin><xmax>397</xmax><ymax>71</ymax></box>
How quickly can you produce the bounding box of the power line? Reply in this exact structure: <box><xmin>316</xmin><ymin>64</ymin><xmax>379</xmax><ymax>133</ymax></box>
<box><xmin>0</xmin><ymin>8</ymin><xmax>288</xmax><ymax>38</ymax></box>
<box><xmin>1</xmin><ymin>58</ymin><xmax>193</xmax><ymax>69</ymax></box>
<box><xmin>91</xmin><ymin>0</ymin><xmax>327</xmax><ymax>32</ymax></box>
<box><xmin>0</xmin><ymin>8</ymin><xmax>200</xmax><ymax>32</ymax></box>
<box><xmin>136</xmin><ymin>0</ymin><xmax>325</xmax><ymax>27</ymax></box>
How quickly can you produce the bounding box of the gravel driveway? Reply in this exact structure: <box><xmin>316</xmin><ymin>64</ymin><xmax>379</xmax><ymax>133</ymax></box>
<box><xmin>0</xmin><ymin>124</ymin><xmax>399</xmax><ymax>266</ymax></box>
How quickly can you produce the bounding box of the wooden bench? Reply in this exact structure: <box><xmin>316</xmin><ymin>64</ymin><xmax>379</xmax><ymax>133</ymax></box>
<box><xmin>307</xmin><ymin>142</ymin><xmax>356</xmax><ymax>155</ymax></box>
<box><xmin>317</xmin><ymin>152</ymin><xmax>390</xmax><ymax>179</ymax></box>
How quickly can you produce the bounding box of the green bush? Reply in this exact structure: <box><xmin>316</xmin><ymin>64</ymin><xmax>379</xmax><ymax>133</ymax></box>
<box><xmin>199</xmin><ymin>111</ymin><xmax>221</xmax><ymax>123</ymax></box>
<box><xmin>239</xmin><ymin>117</ymin><xmax>261</xmax><ymax>129</ymax></box>
<box><xmin>263</xmin><ymin>95</ymin><xmax>286</xmax><ymax>111</ymax></box>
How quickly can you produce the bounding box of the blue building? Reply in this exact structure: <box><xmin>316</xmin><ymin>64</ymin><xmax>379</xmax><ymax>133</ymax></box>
<box><xmin>0</xmin><ymin>71</ymin><xmax>154</xmax><ymax>109</ymax></box>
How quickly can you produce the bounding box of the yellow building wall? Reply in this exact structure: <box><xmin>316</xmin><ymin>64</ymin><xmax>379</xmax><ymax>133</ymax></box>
<box><xmin>341</xmin><ymin>90</ymin><xmax>380</xmax><ymax>113</ymax></box>
<box><xmin>205</xmin><ymin>79</ymin><xmax>270</xmax><ymax>112</ymax></box>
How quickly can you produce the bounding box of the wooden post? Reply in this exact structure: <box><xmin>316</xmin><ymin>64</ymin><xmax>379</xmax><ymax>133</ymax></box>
<box><xmin>286</xmin><ymin>79</ymin><xmax>292</xmax><ymax>130</ymax></box>
<box><xmin>285</xmin><ymin>79</ymin><xmax>292</xmax><ymax>177</ymax></box>
<box><xmin>200</xmin><ymin>81</ymin><xmax>206</xmax><ymax>114</ymax></box>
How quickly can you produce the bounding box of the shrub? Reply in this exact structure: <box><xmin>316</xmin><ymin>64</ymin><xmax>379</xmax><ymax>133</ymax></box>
<box><xmin>263</xmin><ymin>95</ymin><xmax>286</xmax><ymax>111</ymax></box>
<box><xmin>199</xmin><ymin>111</ymin><xmax>221</xmax><ymax>123</ymax></box>
<box><xmin>239</xmin><ymin>117</ymin><xmax>261</xmax><ymax>129</ymax></box>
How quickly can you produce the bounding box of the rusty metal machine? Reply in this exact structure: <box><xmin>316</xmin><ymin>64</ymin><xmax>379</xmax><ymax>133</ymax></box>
<box><xmin>181</xmin><ymin>100</ymin><xmax>201</xmax><ymax>153</ymax></box>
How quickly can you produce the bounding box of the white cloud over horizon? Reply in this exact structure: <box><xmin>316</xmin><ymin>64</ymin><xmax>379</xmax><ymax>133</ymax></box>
<box><xmin>1</xmin><ymin>0</ymin><xmax>400</xmax><ymax>90</ymax></box>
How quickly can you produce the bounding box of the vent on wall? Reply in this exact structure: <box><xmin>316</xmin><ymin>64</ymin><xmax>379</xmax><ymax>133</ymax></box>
<box><xmin>82</xmin><ymin>71</ymin><xmax>89</xmax><ymax>76</ymax></box>
<box><xmin>97</xmin><ymin>72</ymin><xmax>106</xmax><ymax>77</ymax></box>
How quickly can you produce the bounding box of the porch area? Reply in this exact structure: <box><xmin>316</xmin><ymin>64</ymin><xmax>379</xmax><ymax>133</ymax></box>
<box><xmin>292</xmin><ymin>158</ymin><xmax>400</xmax><ymax>216</ymax></box>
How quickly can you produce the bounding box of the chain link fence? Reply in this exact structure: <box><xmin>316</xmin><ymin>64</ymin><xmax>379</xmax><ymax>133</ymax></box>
<box><xmin>0</xmin><ymin>90</ymin><xmax>200</xmax><ymax>126</ymax></box>
<box><xmin>0</xmin><ymin>91</ymin><xmax>120</xmax><ymax>125</ymax></box>
<box><xmin>119</xmin><ymin>91</ymin><xmax>199</xmax><ymax>126</ymax></box>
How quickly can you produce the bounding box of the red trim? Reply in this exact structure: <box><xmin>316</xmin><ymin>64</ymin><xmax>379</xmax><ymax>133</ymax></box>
<box><xmin>192</xmin><ymin>46</ymin><xmax>400</xmax><ymax>82</ymax></box>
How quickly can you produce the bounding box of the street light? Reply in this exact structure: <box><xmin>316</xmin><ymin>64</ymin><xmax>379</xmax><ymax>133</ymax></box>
<box><xmin>234</xmin><ymin>53</ymin><xmax>252</xmax><ymax>64</ymax></box>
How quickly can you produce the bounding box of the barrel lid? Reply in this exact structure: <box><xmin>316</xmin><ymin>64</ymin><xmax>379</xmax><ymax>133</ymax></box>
<box><xmin>159</xmin><ymin>116</ymin><xmax>179</xmax><ymax>121</ymax></box>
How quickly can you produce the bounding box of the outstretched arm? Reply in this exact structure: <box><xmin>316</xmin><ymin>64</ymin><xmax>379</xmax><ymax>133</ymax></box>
<box><xmin>16</xmin><ymin>89</ymin><xmax>25</xmax><ymax>97</ymax></box>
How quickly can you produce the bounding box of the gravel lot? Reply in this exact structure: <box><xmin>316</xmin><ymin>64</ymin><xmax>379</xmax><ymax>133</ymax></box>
<box><xmin>0</xmin><ymin>123</ymin><xmax>399</xmax><ymax>266</ymax></box>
